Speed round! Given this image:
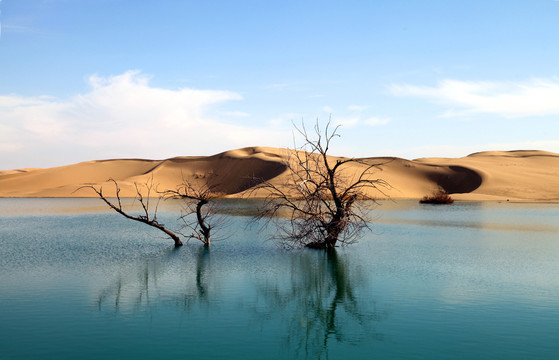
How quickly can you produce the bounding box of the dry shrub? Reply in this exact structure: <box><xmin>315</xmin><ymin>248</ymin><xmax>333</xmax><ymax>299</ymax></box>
<box><xmin>419</xmin><ymin>191</ymin><xmax>454</xmax><ymax>204</ymax></box>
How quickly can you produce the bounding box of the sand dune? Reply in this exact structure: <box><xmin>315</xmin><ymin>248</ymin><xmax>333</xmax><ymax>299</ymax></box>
<box><xmin>414</xmin><ymin>150</ymin><xmax>559</xmax><ymax>201</ymax></box>
<box><xmin>1</xmin><ymin>147</ymin><xmax>558</xmax><ymax>202</ymax></box>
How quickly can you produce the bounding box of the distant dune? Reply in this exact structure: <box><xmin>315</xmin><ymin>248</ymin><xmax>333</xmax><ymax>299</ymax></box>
<box><xmin>1</xmin><ymin>147</ymin><xmax>558</xmax><ymax>202</ymax></box>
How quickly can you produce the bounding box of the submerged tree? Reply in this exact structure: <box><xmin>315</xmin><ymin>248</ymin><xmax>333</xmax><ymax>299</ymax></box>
<box><xmin>254</xmin><ymin>120</ymin><xmax>389</xmax><ymax>249</ymax></box>
<box><xmin>81</xmin><ymin>177</ymin><xmax>221</xmax><ymax>247</ymax></box>
<box><xmin>163</xmin><ymin>180</ymin><xmax>222</xmax><ymax>246</ymax></box>
<box><xmin>80</xmin><ymin>178</ymin><xmax>183</xmax><ymax>247</ymax></box>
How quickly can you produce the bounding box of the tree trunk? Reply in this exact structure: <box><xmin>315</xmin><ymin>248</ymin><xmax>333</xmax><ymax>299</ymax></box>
<box><xmin>166</xmin><ymin>230</ymin><xmax>183</xmax><ymax>247</ymax></box>
<box><xmin>305</xmin><ymin>222</ymin><xmax>341</xmax><ymax>249</ymax></box>
<box><xmin>196</xmin><ymin>199</ymin><xmax>210</xmax><ymax>245</ymax></box>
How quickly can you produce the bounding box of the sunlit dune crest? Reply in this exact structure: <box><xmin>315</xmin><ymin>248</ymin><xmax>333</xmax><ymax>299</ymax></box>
<box><xmin>1</xmin><ymin>148</ymin><xmax>558</xmax><ymax>202</ymax></box>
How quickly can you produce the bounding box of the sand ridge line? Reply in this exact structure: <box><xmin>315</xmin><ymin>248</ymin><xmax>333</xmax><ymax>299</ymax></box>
<box><xmin>1</xmin><ymin>148</ymin><xmax>557</xmax><ymax>202</ymax></box>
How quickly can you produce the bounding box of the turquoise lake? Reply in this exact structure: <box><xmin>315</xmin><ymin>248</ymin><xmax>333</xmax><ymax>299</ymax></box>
<box><xmin>1</xmin><ymin>199</ymin><xmax>558</xmax><ymax>359</ymax></box>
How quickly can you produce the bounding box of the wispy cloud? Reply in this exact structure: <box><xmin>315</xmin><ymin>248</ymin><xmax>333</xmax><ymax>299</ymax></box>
<box><xmin>330</xmin><ymin>116</ymin><xmax>390</xmax><ymax>128</ymax></box>
<box><xmin>390</xmin><ymin>78</ymin><xmax>559</xmax><ymax>118</ymax></box>
<box><xmin>267</xmin><ymin>112</ymin><xmax>302</xmax><ymax>127</ymax></box>
<box><xmin>1</xmin><ymin>24</ymin><xmax>37</xmax><ymax>33</ymax></box>
<box><xmin>266</xmin><ymin>83</ymin><xmax>290</xmax><ymax>90</ymax></box>
<box><xmin>364</xmin><ymin>117</ymin><xmax>391</xmax><ymax>126</ymax></box>
<box><xmin>348</xmin><ymin>105</ymin><xmax>370</xmax><ymax>112</ymax></box>
<box><xmin>319</xmin><ymin>105</ymin><xmax>390</xmax><ymax>128</ymax></box>
<box><xmin>0</xmin><ymin>22</ymin><xmax>42</xmax><ymax>40</ymax></box>
<box><xmin>0</xmin><ymin>71</ymin><xmax>289</xmax><ymax>169</ymax></box>
<box><xmin>219</xmin><ymin>111</ymin><xmax>250</xmax><ymax>117</ymax></box>
<box><xmin>334</xmin><ymin>117</ymin><xmax>360</xmax><ymax>128</ymax></box>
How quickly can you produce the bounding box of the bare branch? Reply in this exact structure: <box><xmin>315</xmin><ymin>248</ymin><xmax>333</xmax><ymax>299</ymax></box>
<box><xmin>161</xmin><ymin>175</ymin><xmax>224</xmax><ymax>246</ymax></box>
<box><xmin>77</xmin><ymin>178</ymin><xmax>183</xmax><ymax>247</ymax></box>
<box><xmin>252</xmin><ymin>118</ymin><xmax>390</xmax><ymax>249</ymax></box>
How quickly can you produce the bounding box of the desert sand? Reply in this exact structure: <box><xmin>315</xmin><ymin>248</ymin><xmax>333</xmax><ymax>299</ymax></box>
<box><xmin>0</xmin><ymin>147</ymin><xmax>558</xmax><ymax>202</ymax></box>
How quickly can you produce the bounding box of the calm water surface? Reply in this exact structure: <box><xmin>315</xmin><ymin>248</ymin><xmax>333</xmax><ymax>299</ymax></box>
<box><xmin>1</xmin><ymin>199</ymin><xmax>558</xmax><ymax>359</ymax></box>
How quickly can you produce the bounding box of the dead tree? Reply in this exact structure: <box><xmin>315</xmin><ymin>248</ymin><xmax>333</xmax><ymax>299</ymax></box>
<box><xmin>254</xmin><ymin>119</ymin><xmax>389</xmax><ymax>249</ymax></box>
<box><xmin>163</xmin><ymin>180</ymin><xmax>222</xmax><ymax>246</ymax></box>
<box><xmin>80</xmin><ymin>178</ymin><xmax>183</xmax><ymax>247</ymax></box>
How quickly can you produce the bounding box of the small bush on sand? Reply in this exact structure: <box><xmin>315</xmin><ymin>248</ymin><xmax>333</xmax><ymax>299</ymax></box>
<box><xmin>419</xmin><ymin>191</ymin><xmax>454</xmax><ymax>204</ymax></box>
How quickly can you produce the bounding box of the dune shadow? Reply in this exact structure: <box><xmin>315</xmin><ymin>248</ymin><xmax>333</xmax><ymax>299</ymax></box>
<box><xmin>425</xmin><ymin>165</ymin><xmax>483</xmax><ymax>194</ymax></box>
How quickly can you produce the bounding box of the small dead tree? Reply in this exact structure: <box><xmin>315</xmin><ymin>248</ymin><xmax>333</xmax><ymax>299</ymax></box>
<box><xmin>254</xmin><ymin>119</ymin><xmax>389</xmax><ymax>249</ymax></box>
<box><xmin>81</xmin><ymin>177</ymin><xmax>224</xmax><ymax>247</ymax></box>
<box><xmin>80</xmin><ymin>178</ymin><xmax>183</xmax><ymax>247</ymax></box>
<box><xmin>162</xmin><ymin>180</ymin><xmax>222</xmax><ymax>246</ymax></box>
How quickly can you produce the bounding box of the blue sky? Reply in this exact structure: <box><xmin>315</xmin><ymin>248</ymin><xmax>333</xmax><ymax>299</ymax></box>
<box><xmin>1</xmin><ymin>0</ymin><xmax>558</xmax><ymax>169</ymax></box>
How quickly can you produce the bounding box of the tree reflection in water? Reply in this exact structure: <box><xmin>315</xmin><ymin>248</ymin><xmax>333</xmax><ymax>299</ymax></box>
<box><xmin>96</xmin><ymin>245</ymin><xmax>212</xmax><ymax>312</ymax></box>
<box><xmin>254</xmin><ymin>249</ymin><xmax>386</xmax><ymax>359</ymax></box>
<box><xmin>181</xmin><ymin>245</ymin><xmax>211</xmax><ymax>309</ymax></box>
<box><xmin>96</xmin><ymin>246</ymin><xmax>386</xmax><ymax>358</ymax></box>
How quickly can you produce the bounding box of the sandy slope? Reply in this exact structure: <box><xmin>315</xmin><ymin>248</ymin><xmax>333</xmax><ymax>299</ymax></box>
<box><xmin>1</xmin><ymin>147</ymin><xmax>558</xmax><ymax>202</ymax></box>
<box><xmin>414</xmin><ymin>150</ymin><xmax>559</xmax><ymax>201</ymax></box>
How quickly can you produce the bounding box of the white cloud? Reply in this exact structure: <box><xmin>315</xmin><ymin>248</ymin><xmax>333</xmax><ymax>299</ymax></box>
<box><xmin>266</xmin><ymin>112</ymin><xmax>306</xmax><ymax>129</ymax></box>
<box><xmin>364</xmin><ymin>117</ymin><xmax>391</xmax><ymax>126</ymax></box>
<box><xmin>219</xmin><ymin>111</ymin><xmax>250</xmax><ymax>117</ymax></box>
<box><xmin>390</xmin><ymin>78</ymin><xmax>559</xmax><ymax>118</ymax></box>
<box><xmin>266</xmin><ymin>83</ymin><xmax>290</xmax><ymax>90</ymax></box>
<box><xmin>348</xmin><ymin>105</ymin><xmax>370</xmax><ymax>112</ymax></box>
<box><xmin>0</xmin><ymin>23</ymin><xmax>40</xmax><ymax>39</ymax></box>
<box><xmin>317</xmin><ymin>105</ymin><xmax>389</xmax><ymax>128</ymax></box>
<box><xmin>331</xmin><ymin>115</ymin><xmax>390</xmax><ymax>128</ymax></box>
<box><xmin>334</xmin><ymin>116</ymin><xmax>360</xmax><ymax>128</ymax></box>
<box><xmin>0</xmin><ymin>71</ymin><xmax>289</xmax><ymax>169</ymax></box>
